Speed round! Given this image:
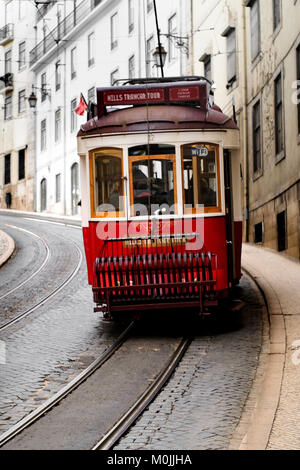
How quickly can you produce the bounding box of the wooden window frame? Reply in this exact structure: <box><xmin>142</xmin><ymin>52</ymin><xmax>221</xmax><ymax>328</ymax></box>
<box><xmin>181</xmin><ymin>143</ymin><xmax>222</xmax><ymax>215</ymax></box>
<box><xmin>129</xmin><ymin>154</ymin><xmax>177</xmax><ymax>218</ymax></box>
<box><xmin>89</xmin><ymin>147</ymin><xmax>125</xmax><ymax>219</ymax></box>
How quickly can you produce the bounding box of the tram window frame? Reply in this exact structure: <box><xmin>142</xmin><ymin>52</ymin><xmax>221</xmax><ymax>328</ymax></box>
<box><xmin>181</xmin><ymin>143</ymin><xmax>222</xmax><ymax>214</ymax></box>
<box><xmin>89</xmin><ymin>147</ymin><xmax>125</xmax><ymax>219</ymax></box>
<box><xmin>128</xmin><ymin>152</ymin><xmax>177</xmax><ymax>218</ymax></box>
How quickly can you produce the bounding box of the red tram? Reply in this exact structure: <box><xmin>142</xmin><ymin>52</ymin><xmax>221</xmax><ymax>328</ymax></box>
<box><xmin>77</xmin><ymin>77</ymin><xmax>242</xmax><ymax>320</ymax></box>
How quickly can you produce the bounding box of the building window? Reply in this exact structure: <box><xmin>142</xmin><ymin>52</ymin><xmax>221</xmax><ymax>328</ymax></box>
<box><xmin>204</xmin><ymin>56</ymin><xmax>212</xmax><ymax>82</ymax></box>
<box><xmin>18</xmin><ymin>149</ymin><xmax>25</xmax><ymax>180</ymax></box>
<box><xmin>55</xmin><ymin>61</ymin><xmax>61</xmax><ymax>91</ymax></box>
<box><xmin>43</xmin><ymin>25</ymin><xmax>47</xmax><ymax>54</ymax></box>
<box><xmin>273</xmin><ymin>0</ymin><xmax>281</xmax><ymax>31</ymax></box>
<box><xmin>88</xmin><ymin>87</ymin><xmax>96</xmax><ymax>103</ymax></box>
<box><xmin>41</xmin><ymin>73</ymin><xmax>47</xmax><ymax>102</ymax></box>
<box><xmin>147</xmin><ymin>0</ymin><xmax>153</xmax><ymax>13</ymax></box>
<box><xmin>71</xmin><ymin>98</ymin><xmax>77</xmax><ymax>133</ymax></box>
<box><xmin>128</xmin><ymin>55</ymin><xmax>135</xmax><ymax>79</ymax></box>
<box><xmin>40</xmin><ymin>178</ymin><xmax>47</xmax><ymax>212</ymax></box>
<box><xmin>277</xmin><ymin>211</ymin><xmax>286</xmax><ymax>252</ymax></box>
<box><xmin>55</xmin><ymin>108</ymin><xmax>61</xmax><ymax>143</ymax></box>
<box><xmin>56</xmin><ymin>174</ymin><xmax>61</xmax><ymax>203</ymax></box>
<box><xmin>274</xmin><ymin>73</ymin><xmax>283</xmax><ymax>156</ymax></box>
<box><xmin>297</xmin><ymin>45</ymin><xmax>300</xmax><ymax>135</ymax></box>
<box><xmin>71</xmin><ymin>47</ymin><xmax>77</xmax><ymax>79</ymax></box>
<box><xmin>4</xmin><ymin>95</ymin><xmax>12</xmax><ymax>120</ymax></box>
<box><xmin>168</xmin><ymin>14</ymin><xmax>177</xmax><ymax>62</ymax></box>
<box><xmin>253</xmin><ymin>100</ymin><xmax>262</xmax><ymax>174</ymax></box>
<box><xmin>254</xmin><ymin>222</ymin><xmax>263</xmax><ymax>244</ymax></box>
<box><xmin>146</xmin><ymin>35</ymin><xmax>154</xmax><ymax>77</ymax></box>
<box><xmin>88</xmin><ymin>32</ymin><xmax>95</xmax><ymax>66</ymax></box>
<box><xmin>111</xmin><ymin>13</ymin><xmax>118</xmax><ymax>50</ymax></box>
<box><xmin>250</xmin><ymin>0</ymin><xmax>260</xmax><ymax>62</ymax></box>
<box><xmin>111</xmin><ymin>68</ymin><xmax>119</xmax><ymax>86</ymax></box>
<box><xmin>18</xmin><ymin>41</ymin><xmax>26</xmax><ymax>70</ymax></box>
<box><xmin>71</xmin><ymin>163</ymin><xmax>79</xmax><ymax>216</ymax></box>
<box><xmin>128</xmin><ymin>0</ymin><xmax>134</xmax><ymax>33</ymax></box>
<box><xmin>41</xmin><ymin>119</ymin><xmax>47</xmax><ymax>151</ymax></box>
<box><xmin>57</xmin><ymin>4</ymin><xmax>63</xmax><ymax>41</ymax></box>
<box><xmin>4</xmin><ymin>154</ymin><xmax>11</xmax><ymax>185</ymax></box>
<box><xmin>226</xmin><ymin>28</ymin><xmax>236</xmax><ymax>84</ymax></box>
<box><xmin>5</xmin><ymin>50</ymin><xmax>12</xmax><ymax>75</ymax></box>
<box><xmin>18</xmin><ymin>89</ymin><xmax>26</xmax><ymax>113</ymax></box>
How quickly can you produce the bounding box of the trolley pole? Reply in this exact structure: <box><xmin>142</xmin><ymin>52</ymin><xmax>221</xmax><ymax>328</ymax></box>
<box><xmin>153</xmin><ymin>0</ymin><xmax>164</xmax><ymax>78</ymax></box>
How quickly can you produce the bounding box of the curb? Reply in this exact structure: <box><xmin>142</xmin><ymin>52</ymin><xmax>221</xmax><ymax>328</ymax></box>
<box><xmin>0</xmin><ymin>229</ymin><xmax>15</xmax><ymax>268</ymax></box>
<box><xmin>229</xmin><ymin>263</ymin><xmax>286</xmax><ymax>450</ymax></box>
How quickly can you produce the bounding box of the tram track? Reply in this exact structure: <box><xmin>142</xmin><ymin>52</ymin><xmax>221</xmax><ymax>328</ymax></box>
<box><xmin>93</xmin><ymin>337</ymin><xmax>191</xmax><ymax>450</ymax></box>
<box><xmin>0</xmin><ymin>321</ymin><xmax>135</xmax><ymax>448</ymax></box>
<box><xmin>0</xmin><ymin>225</ymin><xmax>51</xmax><ymax>302</ymax></box>
<box><xmin>0</xmin><ymin>222</ymin><xmax>83</xmax><ymax>332</ymax></box>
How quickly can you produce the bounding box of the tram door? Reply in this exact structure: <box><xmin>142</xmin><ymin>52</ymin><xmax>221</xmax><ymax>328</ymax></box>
<box><xmin>71</xmin><ymin>163</ymin><xmax>79</xmax><ymax>215</ymax></box>
<box><xmin>224</xmin><ymin>151</ymin><xmax>234</xmax><ymax>287</ymax></box>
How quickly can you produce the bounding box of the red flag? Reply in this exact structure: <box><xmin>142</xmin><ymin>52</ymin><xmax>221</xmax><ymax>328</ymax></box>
<box><xmin>75</xmin><ymin>94</ymin><xmax>88</xmax><ymax>116</ymax></box>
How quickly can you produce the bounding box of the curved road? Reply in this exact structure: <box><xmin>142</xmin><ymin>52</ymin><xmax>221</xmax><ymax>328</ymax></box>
<box><xmin>0</xmin><ymin>213</ymin><xmax>124</xmax><ymax>434</ymax></box>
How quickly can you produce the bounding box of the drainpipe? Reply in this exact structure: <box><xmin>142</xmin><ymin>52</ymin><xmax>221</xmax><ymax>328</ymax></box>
<box><xmin>63</xmin><ymin>46</ymin><xmax>67</xmax><ymax>215</ymax></box>
<box><xmin>242</xmin><ymin>4</ymin><xmax>249</xmax><ymax>242</ymax></box>
<box><xmin>190</xmin><ymin>0</ymin><xmax>194</xmax><ymax>75</ymax></box>
<box><xmin>138</xmin><ymin>0</ymin><xmax>141</xmax><ymax>77</ymax></box>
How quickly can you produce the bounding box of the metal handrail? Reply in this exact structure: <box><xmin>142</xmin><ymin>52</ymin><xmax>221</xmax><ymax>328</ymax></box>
<box><xmin>29</xmin><ymin>0</ymin><xmax>103</xmax><ymax>66</ymax></box>
<box><xmin>0</xmin><ymin>24</ymin><xmax>14</xmax><ymax>42</ymax></box>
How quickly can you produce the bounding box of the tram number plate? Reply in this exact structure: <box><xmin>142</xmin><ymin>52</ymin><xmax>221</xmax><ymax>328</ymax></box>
<box><xmin>190</xmin><ymin>146</ymin><xmax>209</xmax><ymax>157</ymax></box>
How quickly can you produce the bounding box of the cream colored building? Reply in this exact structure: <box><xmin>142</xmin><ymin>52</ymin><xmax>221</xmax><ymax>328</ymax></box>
<box><xmin>0</xmin><ymin>0</ymin><xmax>36</xmax><ymax>211</ymax></box>
<box><xmin>191</xmin><ymin>0</ymin><xmax>300</xmax><ymax>259</ymax></box>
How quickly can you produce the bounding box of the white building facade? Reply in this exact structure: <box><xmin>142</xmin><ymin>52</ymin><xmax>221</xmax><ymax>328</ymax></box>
<box><xmin>30</xmin><ymin>0</ymin><xmax>189</xmax><ymax>216</ymax></box>
<box><xmin>0</xmin><ymin>0</ymin><xmax>36</xmax><ymax>211</ymax></box>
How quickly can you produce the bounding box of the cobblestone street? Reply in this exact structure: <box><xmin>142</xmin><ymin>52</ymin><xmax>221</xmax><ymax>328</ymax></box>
<box><xmin>115</xmin><ymin>275</ymin><xmax>263</xmax><ymax>450</ymax></box>
<box><xmin>0</xmin><ymin>214</ymin><xmax>124</xmax><ymax>435</ymax></box>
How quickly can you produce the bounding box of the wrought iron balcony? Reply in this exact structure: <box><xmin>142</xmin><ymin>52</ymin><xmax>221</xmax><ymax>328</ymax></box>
<box><xmin>0</xmin><ymin>73</ymin><xmax>13</xmax><ymax>93</ymax></box>
<box><xmin>29</xmin><ymin>0</ymin><xmax>103</xmax><ymax>67</ymax></box>
<box><xmin>0</xmin><ymin>24</ymin><xmax>14</xmax><ymax>45</ymax></box>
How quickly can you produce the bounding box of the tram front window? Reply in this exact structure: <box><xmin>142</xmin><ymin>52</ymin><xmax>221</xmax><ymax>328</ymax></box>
<box><xmin>129</xmin><ymin>145</ymin><xmax>176</xmax><ymax>216</ymax></box>
<box><xmin>93</xmin><ymin>148</ymin><xmax>124</xmax><ymax>216</ymax></box>
<box><xmin>182</xmin><ymin>143</ymin><xmax>220</xmax><ymax>213</ymax></box>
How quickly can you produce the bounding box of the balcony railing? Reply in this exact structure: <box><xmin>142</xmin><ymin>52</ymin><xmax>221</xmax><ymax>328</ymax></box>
<box><xmin>0</xmin><ymin>24</ymin><xmax>14</xmax><ymax>45</ymax></box>
<box><xmin>0</xmin><ymin>73</ymin><xmax>13</xmax><ymax>93</ymax></box>
<box><xmin>29</xmin><ymin>0</ymin><xmax>103</xmax><ymax>67</ymax></box>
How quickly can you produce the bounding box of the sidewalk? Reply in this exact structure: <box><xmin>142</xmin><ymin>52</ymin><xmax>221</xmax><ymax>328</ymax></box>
<box><xmin>232</xmin><ymin>243</ymin><xmax>300</xmax><ymax>450</ymax></box>
<box><xmin>0</xmin><ymin>208</ymin><xmax>81</xmax><ymax>224</ymax></box>
<box><xmin>0</xmin><ymin>230</ymin><xmax>15</xmax><ymax>268</ymax></box>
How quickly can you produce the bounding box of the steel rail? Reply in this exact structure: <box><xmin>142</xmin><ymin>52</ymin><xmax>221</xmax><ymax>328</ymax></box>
<box><xmin>0</xmin><ymin>225</ymin><xmax>51</xmax><ymax>301</ymax></box>
<box><xmin>92</xmin><ymin>337</ymin><xmax>192</xmax><ymax>450</ymax></box>
<box><xmin>0</xmin><ymin>225</ymin><xmax>83</xmax><ymax>332</ymax></box>
<box><xmin>0</xmin><ymin>321</ymin><xmax>135</xmax><ymax>448</ymax></box>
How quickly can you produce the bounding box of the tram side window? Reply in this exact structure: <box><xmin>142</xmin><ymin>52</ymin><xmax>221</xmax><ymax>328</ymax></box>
<box><xmin>92</xmin><ymin>148</ymin><xmax>124</xmax><ymax>217</ymax></box>
<box><xmin>182</xmin><ymin>144</ymin><xmax>220</xmax><ymax>212</ymax></box>
<box><xmin>129</xmin><ymin>145</ymin><xmax>176</xmax><ymax>216</ymax></box>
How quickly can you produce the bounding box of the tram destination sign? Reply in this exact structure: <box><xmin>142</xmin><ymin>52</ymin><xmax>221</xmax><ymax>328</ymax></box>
<box><xmin>103</xmin><ymin>89</ymin><xmax>165</xmax><ymax>105</ymax></box>
<box><xmin>97</xmin><ymin>83</ymin><xmax>208</xmax><ymax>117</ymax></box>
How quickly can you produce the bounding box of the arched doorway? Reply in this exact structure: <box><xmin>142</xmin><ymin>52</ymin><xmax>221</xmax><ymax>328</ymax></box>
<box><xmin>71</xmin><ymin>163</ymin><xmax>79</xmax><ymax>215</ymax></box>
<box><xmin>40</xmin><ymin>178</ymin><xmax>47</xmax><ymax>211</ymax></box>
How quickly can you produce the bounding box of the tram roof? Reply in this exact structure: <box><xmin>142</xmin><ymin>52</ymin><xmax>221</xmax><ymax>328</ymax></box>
<box><xmin>78</xmin><ymin>78</ymin><xmax>238</xmax><ymax>137</ymax></box>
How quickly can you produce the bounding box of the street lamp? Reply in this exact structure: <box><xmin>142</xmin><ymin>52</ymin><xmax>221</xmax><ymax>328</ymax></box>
<box><xmin>28</xmin><ymin>90</ymin><xmax>37</xmax><ymax>109</ymax></box>
<box><xmin>153</xmin><ymin>45</ymin><xmax>167</xmax><ymax>69</ymax></box>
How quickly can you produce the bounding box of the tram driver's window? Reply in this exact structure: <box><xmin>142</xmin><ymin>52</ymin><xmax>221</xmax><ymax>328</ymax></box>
<box><xmin>129</xmin><ymin>145</ymin><xmax>176</xmax><ymax>216</ymax></box>
<box><xmin>92</xmin><ymin>148</ymin><xmax>124</xmax><ymax>217</ymax></box>
<box><xmin>182</xmin><ymin>144</ymin><xmax>220</xmax><ymax>212</ymax></box>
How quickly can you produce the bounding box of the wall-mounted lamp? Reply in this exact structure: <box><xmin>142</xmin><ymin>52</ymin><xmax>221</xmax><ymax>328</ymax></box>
<box><xmin>153</xmin><ymin>45</ymin><xmax>167</xmax><ymax>69</ymax></box>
